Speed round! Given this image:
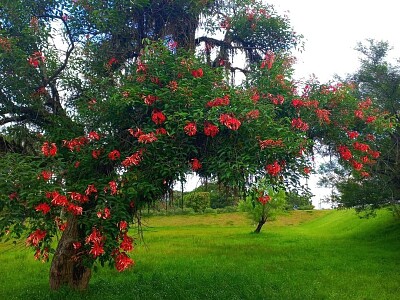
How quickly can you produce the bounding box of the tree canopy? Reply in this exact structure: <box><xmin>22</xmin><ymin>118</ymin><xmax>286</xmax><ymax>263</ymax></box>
<box><xmin>0</xmin><ymin>0</ymin><xmax>392</xmax><ymax>290</ymax></box>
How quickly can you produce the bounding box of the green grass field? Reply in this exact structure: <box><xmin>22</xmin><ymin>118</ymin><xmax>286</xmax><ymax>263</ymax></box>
<box><xmin>1</xmin><ymin>209</ymin><xmax>399</xmax><ymax>299</ymax></box>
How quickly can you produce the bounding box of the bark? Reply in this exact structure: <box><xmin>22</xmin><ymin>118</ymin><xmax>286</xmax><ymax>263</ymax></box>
<box><xmin>49</xmin><ymin>215</ymin><xmax>91</xmax><ymax>291</ymax></box>
<box><xmin>254</xmin><ymin>216</ymin><xmax>267</xmax><ymax>234</ymax></box>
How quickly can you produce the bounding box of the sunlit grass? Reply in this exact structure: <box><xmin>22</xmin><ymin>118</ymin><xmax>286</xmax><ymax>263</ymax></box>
<box><xmin>1</xmin><ymin>209</ymin><xmax>399</xmax><ymax>299</ymax></box>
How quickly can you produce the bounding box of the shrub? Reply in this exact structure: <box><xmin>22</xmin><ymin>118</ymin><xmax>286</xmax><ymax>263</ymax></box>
<box><xmin>184</xmin><ymin>192</ymin><xmax>211</xmax><ymax>212</ymax></box>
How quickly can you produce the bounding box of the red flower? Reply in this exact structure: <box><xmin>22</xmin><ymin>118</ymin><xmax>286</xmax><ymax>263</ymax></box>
<box><xmin>107</xmin><ymin>57</ymin><xmax>118</xmax><ymax>67</ymax></box>
<box><xmin>219</xmin><ymin>113</ymin><xmax>241</xmax><ymax>130</ymax></box>
<box><xmin>28</xmin><ymin>51</ymin><xmax>45</xmax><ymax>68</ymax></box>
<box><xmin>69</xmin><ymin>192</ymin><xmax>89</xmax><ymax>203</ymax></box>
<box><xmin>191</xmin><ymin>68</ymin><xmax>204</xmax><ymax>78</ymax></box>
<box><xmin>358</xmin><ymin>97</ymin><xmax>372</xmax><ymax>109</ymax></box>
<box><xmin>361</xmin><ymin>171</ymin><xmax>370</xmax><ymax>177</ymax></box>
<box><xmin>151</xmin><ymin>109</ymin><xmax>166</xmax><ymax>125</ymax></box>
<box><xmin>73</xmin><ymin>242</ymin><xmax>82</xmax><ymax>250</ymax></box>
<box><xmin>41</xmin><ymin>142</ymin><xmax>57</xmax><ymax>156</ymax></box>
<box><xmin>266</xmin><ymin>161</ymin><xmax>281</xmax><ymax>176</ymax></box>
<box><xmin>258</xmin><ymin>195</ymin><xmax>271</xmax><ymax>205</ymax></box>
<box><xmin>315</xmin><ymin>109</ymin><xmax>331</xmax><ymax>124</ymax></box>
<box><xmin>260</xmin><ymin>51</ymin><xmax>275</xmax><ymax>70</ymax></box>
<box><xmin>156</xmin><ymin>128</ymin><xmax>167</xmax><ymax>135</ymax></box>
<box><xmin>109</xmin><ymin>181</ymin><xmax>118</xmax><ymax>195</ymax></box>
<box><xmin>119</xmin><ymin>221</ymin><xmax>128</xmax><ymax>231</ymax></box>
<box><xmin>92</xmin><ymin>149</ymin><xmax>101</xmax><ymax>159</ymax></box>
<box><xmin>67</xmin><ymin>203</ymin><xmax>83</xmax><ymax>215</ymax></box>
<box><xmin>259</xmin><ymin>139</ymin><xmax>284</xmax><ymax>149</ymax></box>
<box><xmin>40</xmin><ymin>170</ymin><xmax>52</xmax><ymax>181</ymax></box>
<box><xmin>115</xmin><ymin>252</ymin><xmax>134</xmax><ymax>272</ymax></box>
<box><xmin>85</xmin><ymin>184</ymin><xmax>97</xmax><ymax>195</ymax></box>
<box><xmin>303</xmin><ymin>167</ymin><xmax>311</xmax><ymax>174</ymax></box>
<box><xmin>122</xmin><ymin>150</ymin><xmax>143</xmax><ymax>167</ymax></box>
<box><xmin>368</xmin><ymin>149</ymin><xmax>380</xmax><ymax>159</ymax></box>
<box><xmin>366</xmin><ymin>116</ymin><xmax>376</xmax><ymax>123</ymax></box>
<box><xmin>184</xmin><ymin>122</ymin><xmax>197</xmax><ymax>136</ymax></box>
<box><xmin>128</xmin><ymin>128</ymin><xmax>144</xmax><ymax>137</ymax></box>
<box><xmin>51</xmin><ymin>192</ymin><xmax>69</xmax><ymax>207</ymax></box>
<box><xmin>35</xmin><ymin>203</ymin><xmax>51</xmax><ymax>215</ymax></box>
<box><xmin>291</xmin><ymin>99</ymin><xmax>304</xmax><ymax>108</ymax></box>
<box><xmin>143</xmin><ymin>94</ymin><xmax>158</xmax><ymax>105</ymax></box>
<box><xmin>88</xmin><ymin>131</ymin><xmax>100</xmax><ymax>140</ymax></box>
<box><xmin>108</xmin><ymin>150</ymin><xmax>121</xmax><ymax>160</ymax></box>
<box><xmin>351</xmin><ymin>160</ymin><xmax>363</xmax><ymax>171</ymax></box>
<box><xmin>190</xmin><ymin>158</ymin><xmax>202</xmax><ymax>171</ymax></box>
<box><xmin>204</xmin><ymin>122</ymin><xmax>219</xmax><ymax>137</ymax></box>
<box><xmin>251</xmin><ymin>93</ymin><xmax>260</xmax><ymax>103</ymax></box>
<box><xmin>347</xmin><ymin>131</ymin><xmax>359</xmax><ymax>139</ymax></box>
<box><xmin>354</xmin><ymin>110</ymin><xmax>364</xmax><ymax>119</ymax></box>
<box><xmin>89</xmin><ymin>242</ymin><xmax>105</xmax><ymax>258</ymax></box>
<box><xmin>120</xmin><ymin>233</ymin><xmax>134</xmax><ymax>252</ymax></box>
<box><xmin>85</xmin><ymin>228</ymin><xmax>103</xmax><ymax>244</ymax></box>
<box><xmin>268</xmin><ymin>94</ymin><xmax>285</xmax><ymax>105</ymax></box>
<box><xmin>207</xmin><ymin>95</ymin><xmax>230</xmax><ymax>108</ymax></box>
<box><xmin>26</xmin><ymin>229</ymin><xmax>46</xmax><ymax>247</ymax></box>
<box><xmin>291</xmin><ymin>118</ymin><xmax>309</xmax><ymax>131</ymax></box>
<box><xmin>338</xmin><ymin>145</ymin><xmax>352</xmax><ymax>161</ymax></box>
<box><xmin>138</xmin><ymin>132</ymin><xmax>158</xmax><ymax>144</ymax></box>
<box><xmin>246</xmin><ymin>110</ymin><xmax>260</xmax><ymax>120</ymax></box>
<box><xmin>353</xmin><ymin>142</ymin><xmax>370</xmax><ymax>152</ymax></box>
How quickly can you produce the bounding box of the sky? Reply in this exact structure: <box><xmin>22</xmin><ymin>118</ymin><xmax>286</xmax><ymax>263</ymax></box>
<box><xmin>268</xmin><ymin>0</ymin><xmax>400</xmax><ymax>82</ymax></box>
<box><xmin>181</xmin><ymin>1</ymin><xmax>400</xmax><ymax>208</ymax></box>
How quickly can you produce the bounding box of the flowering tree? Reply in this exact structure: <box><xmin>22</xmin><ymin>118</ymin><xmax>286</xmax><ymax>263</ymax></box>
<box><xmin>0</xmin><ymin>0</ymin><xmax>391</xmax><ymax>291</ymax></box>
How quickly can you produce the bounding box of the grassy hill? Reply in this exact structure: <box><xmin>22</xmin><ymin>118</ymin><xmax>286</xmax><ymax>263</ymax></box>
<box><xmin>0</xmin><ymin>209</ymin><xmax>399</xmax><ymax>299</ymax></box>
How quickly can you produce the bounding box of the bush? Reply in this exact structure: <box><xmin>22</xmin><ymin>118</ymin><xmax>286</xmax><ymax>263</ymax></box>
<box><xmin>184</xmin><ymin>192</ymin><xmax>211</xmax><ymax>212</ymax></box>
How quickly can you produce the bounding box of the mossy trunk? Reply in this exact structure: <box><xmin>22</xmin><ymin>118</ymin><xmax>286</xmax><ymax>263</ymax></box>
<box><xmin>49</xmin><ymin>215</ymin><xmax>91</xmax><ymax>291</ymax></box>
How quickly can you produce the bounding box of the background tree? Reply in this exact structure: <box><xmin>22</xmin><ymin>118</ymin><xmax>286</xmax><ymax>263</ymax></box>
<box><xmin>0</xmin><ymin>0</ymin><xmax>391</xmax><ymax>291</ymax></box>
<box><xmin>319</xmin><ymin>40</ymin><xmax>399</xmax><ymax>215</ymax></box>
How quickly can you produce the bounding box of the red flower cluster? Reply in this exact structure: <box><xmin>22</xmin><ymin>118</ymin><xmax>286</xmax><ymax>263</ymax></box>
<box><xmin>41</xmin><ymin>142</ymin><xmax>57</xmax><ymax>157</ymax></box>
<box><xmin>121</xmin><ymin>150</ymin><xmax>143</xmax><ymax>168</ymax></box>
<box><xmin>291</xmin><ymin>99</ymin><xmax>304</xmax><ymax>108</ymax></box>
<box><xmin>204</xmin><ymin>122</ymin><xmax>219</xmax><ymax>137</ymax></box>
<box><xmin>115</xmin><ymin>252</ymin><xmax>134</xmax><ymax>272</ymax></box>
<box><xmin>92</xmin><ymin>149</ymin><xmax>101</xmax><ymax>159</ymax></box>
<box><xmin>258</xmin><ymin>195</ymin><xmax>271</xmax><ymax>205</ymax></box>
<box><xmin>190</xmin><ymin>158</ymin><xmax>202</xmax><ymax>171</ymax></box>
<box><xmin>291</xmin><ymin>118</ymin><xmax>309</xmax><ymax>131</ymax></box>
<box><xmin>35</xmin><ymin>203</ymin><xmax>51</xmax><ymax>215</ymax></box>
<box><xmin>353</xmin><ymin>142</ymin><xmax>370</xmax><ymax>152</ymax></box>
<box><xmin>85</xmin><ymin>184</ymin><xmax>98</xmax><ymax>196</ymax></box>
<box><xmin>259</xmin><ymin>139</ymin><xmax>284</xmax><ymax>149</ymax></box>
<box><xmin>151</xmin><ymin>109</ymin><xmax>166</xmax><ymax>125</ymax></box>
<box><xmin>338</xmin><ymin>145</ymin><xmax>352</xmax><ymax>161</ymax></box>
<box><xmin>108</xmin><ymin>150</ymin><xmax>121</xmax><ymax>160</ymax></box>
<box><xmin>143</xmin><ymin>94</ymin><xmax>158</xmax><ymax>105</ymax></box>
<box><xmin>260</xmin><ymin>51</ymin><xmax>275</xmax><ymax>70</ymax></box>
<box><xmin>207</xmin><ymin>95</ymin><xmax>230</xmax><ymax>108</ymax></box>
<box><xmin>138</xmin><ymin>132</ymin><xmax>158</xmax><ymax>144</ymax></box>
<box><xmin>251</xmin><ymin>92</ymin><xmax>260</xmax><ymax>103</ymax></box>
<box><xmin>68</xmin><ymin>192</ymin><xmax>89</xmax><ymax>203</ymax></box>
<box><xmin>63</xmin><ymin>136</ymin><xmax>88</xmax><ymax>151</ymax></box>
<box><xmin>219</xmin><ymin>114</ymin><xmax>241</xmax><ymax>130</ymax></box>
<box><xmin>40</xmin><ymin>170</ymin><xmax>53</xmax><ymax>181</ymax></box>
<box><xmin>120</xmin><ymin>233</ymin><xmax>134</xmax><ymax>252</ymax></box>
<box><xmin>97</xmin><ymin>207</ymin><xmax>111</xmax><ymax>219</ymax></box>
<box><xmin>28</xmin><ymin>51</ymin><xmax>45</xmax><ymax>68</ymax></box>
<box><xmin>88</xmin><ymin>131</ymin><xmax>100</xmax><ymax>140</ymax></box>
<box><xmin>191</xmin><ymin>68</ymin><xmax>204</xmax><ymax>78</ymax></box>
<box><xmin>26</xmin><ymin>229</ymin><xmax>46</xmax><ymax>247</ymax></box>
<box><xmin>347</xmin><ymin>131</ymin><xmax>359</xmax><ymax>139</ymax></box>
<box><xmin>86</xmin><ymin>228</ymin><xmax>105</xmax><ymax>258</ymax></box>
<box><xmin>184</xmin><ymin>122</ymin><xmax>197</xmax><ymax>136</ymax></box>
<box><xmin>246</xmin><ymin>110</ymin><xmax>260</xmax><ymax>120</ymax></box>
<box><xmin>268</xmin><ymin>94</ymin><xmax>285</xmax><ymax>105</ymax></box>
<box><xmin>266</xmin><ymin>161</ymin><xmax>281</xmax><ymax>176</ymax></box>
<box><xmin>108</xmin><ymin>181</ymin><xmax>118</xmax><ymax>195</ymax></box>
<box><xmin>315</xmin><ymin>109</ymin><xmax>331</xmax><ymax>124</ymax></box>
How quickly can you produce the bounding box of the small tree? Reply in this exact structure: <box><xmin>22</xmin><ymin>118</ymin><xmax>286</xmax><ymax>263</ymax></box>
<box><xmin>239</xmin><ymin>179</ymin><xmax>286</xmax><ymax>233</ymax></box>
<box><xmin>184</xmin><ymin>192</ymin><xmax>211</xmax><ymax>213</ymax></box>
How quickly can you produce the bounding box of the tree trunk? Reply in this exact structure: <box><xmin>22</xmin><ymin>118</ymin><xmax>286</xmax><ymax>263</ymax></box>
<box><xmin>254</xmin><ymin>217</ymin><xmax>267</xmax><ymax>234</ymax></box>
<box><xmin>49</xmin><ymin>215</ymin><xmax>91</xmax><ymax>291</ymax></box>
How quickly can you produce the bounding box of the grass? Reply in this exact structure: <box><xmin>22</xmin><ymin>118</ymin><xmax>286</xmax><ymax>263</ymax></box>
<box><xmin>0</xmin><ymin>209</ymin><xmax>399</xmax><ymax>299</ymax></box>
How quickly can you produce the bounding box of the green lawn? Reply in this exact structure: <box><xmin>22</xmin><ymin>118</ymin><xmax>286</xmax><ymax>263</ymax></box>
<box><xmin>1</xmin><ymin>209</ymin><xmax>399</xmax><ymax>299</ymax></box>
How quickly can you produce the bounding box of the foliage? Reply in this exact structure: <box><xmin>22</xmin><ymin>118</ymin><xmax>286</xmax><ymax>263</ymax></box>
<box><xmin>184</xmin><ymin>192</ymin><xmax>211</xmax><ymax>213</ymax></box>
<box><xmin>322</xmin><ymin>40</ymin><xmax>400</xmax><ymax>214</ymax></box>
<box><xmin>0</xmin><ymin>0</ymin><xmax>393</xmax><ymax>290</ymax></box>
<box><xmin>285</xmin><ymin>190</ymin><xmax>314</xmax><ymax>210</ymax></box>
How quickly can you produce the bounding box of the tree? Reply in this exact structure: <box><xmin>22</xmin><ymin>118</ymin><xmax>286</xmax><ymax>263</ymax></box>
<box><xmin>323</xmin><ymin>40</ymin><xmax>400</xmax><ymax>215</ymax></box>
<box><xmin>0</xmin><ymin>0</ymin><xmax>390</xmax><ymax>291</ymax></box>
